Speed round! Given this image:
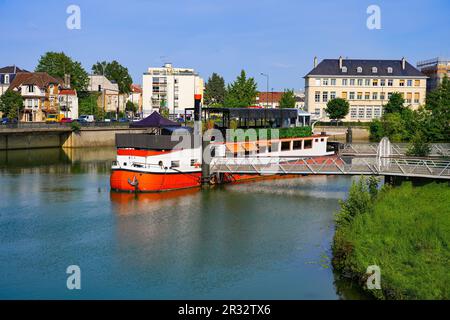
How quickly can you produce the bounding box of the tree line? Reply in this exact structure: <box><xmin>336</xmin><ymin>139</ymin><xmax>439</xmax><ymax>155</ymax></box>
<box><xmin>204</xmin><ymin>71</ymin><xmax>298</xmax><ymax>109</ymax></box>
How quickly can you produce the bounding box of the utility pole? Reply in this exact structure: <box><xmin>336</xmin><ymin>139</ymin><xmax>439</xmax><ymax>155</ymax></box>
<box><xmin>260</xmin><ymin>73</ymin><xmax>269</xmax><ymax>108</ymax></box>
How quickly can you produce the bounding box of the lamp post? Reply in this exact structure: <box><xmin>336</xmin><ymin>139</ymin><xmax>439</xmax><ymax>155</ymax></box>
<box><xmin>260</xmin><ymin>73</ymin><xmax>269</xmax><ymax>108</ymax></box>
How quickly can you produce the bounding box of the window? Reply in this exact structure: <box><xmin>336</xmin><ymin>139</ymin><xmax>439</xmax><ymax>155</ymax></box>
<box><xmin>388</xmin><ymin>92</ymin><xmax>393</xmax><ymax>99</ymax></box>
<box><xmin>4</xmin><ymin>74</ymin><xmax>9</xmax><ymax>84</ymax></box>
<box><xmin>342</xmin><ymin>92</ymin><xmax>348</xmax><ymax>99</ymax></box>
<box><xmin>374</xmin><ymin>107</ymin><xmax>381</xmax><ymax>118</ymax></box>
<box><xmin>171</xmin><ymin>161</ymin><xmax>180</xmax><ymax>168</ymax></box>
<box><xmin>304</xmin><ymin>140</ymin><xmax>312</xmax><ymax>149</ymax></box>
<box><xmin>342</xmin><ymin>66</ymin><xmax>347</xmax><ymax>73</ymax></box>
<box><xmin>414</xmin><ymin>80</ymin><xmax>420</xmax><ymax>87</ymax></box>
<box><xmin>28</xmin><ymin>85</ymin><xmax>34</xmax><ymax>93</ymax></box>
<box><xmin>314</xmin><ymin>108</ymin><xmax>321</xmax><ymax>116</ymax></box>
<box><xmin>372</xmin><ymin>92</ymin><xmax>378</xmax><ymax>100</ymax></box>
<box><xmin>357</xmin><ymin>67</ymin><xmax>362</xmax><ymax>73</ymax></box>
<box><xmin>407</xmin><ymin>80</ymin><xmax>412</xmax><ymax>86</ymax></box>
<box><xmin>342</xmin><ymin>79</ymin><xmax>348</xmax><ymax>86</ymax></box>
<box><xmin>372</xmin><ymin>79</ymin><xmax>378</xmax><ymax>86</ymax></box>
<box><xmin>322</xmin><ymin>92</ymin><xmax>328</xmax><ymax>102</ymax></box>
<box><xmin>357</xmin><ymin>79</ymin><xmax>363</xmax><ymax>86</ymax></box>
<box><xmin>365</xmin><ymin>79</ymin><xmax>370</xmax><ymax>86</ymax></box>
<box><xmin>293</xmin><ymin>140</ymin><xmax>302</xmax><ymax>150</ymax></box>
<box><xmin>414</xmin><ymin>93</ymin><xmax>420</xmax><ymax>104</ymax></box>
<box><xmin>399</xmin><ymin>80</ymin><xmax>405</xmax><ymax>87</ymax></box>
<box><xmin>323</xmin><ymin>79</ymin><xmax>329</xmax><ymax>86</ymax></box>
<box><xmin>281</xmin><ymin>141</ymin><xmax>291</xmax><ymax>151</ymax></box>
<box><xmin>358</xmin><ymin>107</ymin><xmax>365</xmax><ymax>119</ymax></box>
<box><xmin>357</xmin><ymin>92</ymin><xmax>363</xmax><ymax>100</ymax></box>
<box><xmin>406</xmin><ymin>92</ymin><xmax>412</xmax><ymax>104</ymax></box>
<box><xmin>372</xmin><ymin>67</ymin><xmax>378</xmax><ymax>73</ymax></box>
<box><xmin>315</xmin><ymin>79</ymin><xmax>321</xmax><ymax>86</ymax></box>
<box><xmin>380</xmin><ymin>79</ymin><xmax>386</xmax><ymax>86</ymax></box>
<box><xmin>349</xmin><ymin>92</ymin><xmax>355</xmax><ymax>100</ymax></box>
<box><xmin>366</xmin><ymin>107</ymin><xmax>373</xmax><ymax>119</ymax></box>
<box><xmin>315</xmin><ymin>91</ymin><xmax>320</xmax><ymax>102</ymax></box>
<box><xmin>331</xmin><ymin>79</ymin><xmax>336</xmax><ymax>85</ymax></box>
<box><xmin>330</xmin><ymin>91</ymin><xmax>336</xmax><ymax>100</ymax></box>
<box><xmin>350</xmin><ymin>107</ymin><xmax>357</xmax><ymax>119</ymax></box>
<box><xmin>388</xmin><ymin>79</ymin><xmax>393</xmax><ymax>86</ymax></box>
<box><xmin>387</xmin><ymin>67</ymin><xmax>393</xmax><ymax>74</ymax></box>
<box><xmin>350</xmin><ymin>79</ymin><xmax>355</xmax><ymax>86</ymax></box>
<box><xmin>380</xmin><ymin>93</ymin><xmax>385</xmax><ymax>100</ymax></box>
<box><xmin>365</xmin><ymin>92</ymin><xmax>370</xmax><ymax>100</ymax></box>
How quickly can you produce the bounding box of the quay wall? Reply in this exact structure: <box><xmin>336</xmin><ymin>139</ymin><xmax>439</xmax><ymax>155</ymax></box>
<box><xmin>0</xmin><ymin>127</ymin><xmax>146</xmax><ymax>150</ymax></box>
<box><xmin>314</xmin><ymin>126</ymin><xmax>370</xmax><ymax>142</ymax></box>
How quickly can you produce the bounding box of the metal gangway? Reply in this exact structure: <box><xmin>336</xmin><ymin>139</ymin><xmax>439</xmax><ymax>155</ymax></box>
<box><xmin>340</xmin><ymin>143</ymin><xmax>450</xmax><ymax>157</ymax></box>
<box><xmin>210</xmin><ymin>139</ymin><xmax>450</xmax><ymax>180</ymax></box>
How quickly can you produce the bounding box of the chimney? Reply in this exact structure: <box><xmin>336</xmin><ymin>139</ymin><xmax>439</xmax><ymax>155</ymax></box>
<box><xmin>313</xmin><ymin>56</ymin><xmax>318</xmax><ymax>68</ymax></box>
<box><xmin>64</xmin><ymin>74</ymin><xmax>71</xmax><ymax>88</ymax></box>
<box><xmin>339</xmin><ymin>56</ymin><xmax>343</xmax><ymax>69</ymax></box>
<box><xmin>401</xmin><ymin>57</ymin><xmax>406</xmax><ymax>70</ymax></box>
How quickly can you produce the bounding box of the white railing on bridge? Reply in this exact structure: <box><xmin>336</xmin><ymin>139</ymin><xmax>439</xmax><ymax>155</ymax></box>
<box><xmin>340</xmin><ymin>143</ymin><xmax>450</xmax><ymax>157</ymax></box>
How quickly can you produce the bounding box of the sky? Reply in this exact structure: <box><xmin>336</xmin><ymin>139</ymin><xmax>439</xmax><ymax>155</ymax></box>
<box><xmin>0</xmin><ymin>0</ymin><xmax>449</xmax><ymax>91</ymax></box>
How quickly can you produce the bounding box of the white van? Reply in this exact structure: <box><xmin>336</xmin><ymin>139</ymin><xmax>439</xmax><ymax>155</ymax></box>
<box><xmin>78</xmin><ymin>115</ymin><xmax>95</xmax><ymax>123</ymax></box>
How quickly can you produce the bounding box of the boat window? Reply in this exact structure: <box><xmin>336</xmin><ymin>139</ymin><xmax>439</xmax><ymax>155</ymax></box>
<box><xmin>259</xmin><ymin>145</ymin><xmax>267</xmax><ymax>154</ymax></box>
<box><xmin>158</xmin><ymin>161</ymin><xmax>163</xmax><ymax>167</ymax></box>
<box><xmin>315</xmin><ymin>139</ymin><xmax>319</xmax><ymax>142</ymax></box>
<box><xmin>304</xmin><ymin>140</ymin><xmax>313</xmax><ymax>149</ymax></box>
<box><xmin>190</xmin><ymin>159</ymin><xmax>198</xmax><ymax>166</ymax></box>
<box><xmin>293</xmin><ymin>140</ymin><xmax>302</xmax><ymax>150</ymax></box>
<box><xmin>270</xmin><ymin>142</ymin><xmax>280</xmax><ymax>152</ymax></box>
<box><xmin>123</xmin><ymin>162</ymin><xmax>127</xmax><ymax>166</ymax></box>
<box><xmin>171</xmin><ymin>161</ymin><xmax>180</xmax><ymax>168</ymax></box>
<box><xmin>321</xmin><ymin>138</ymin><xmax>325</xmax><ymax>142</ymax></box>
<box><xmin>281</xmin><ymin>141</ymin><xmax>291</xmax><ymax>151</ymax></box>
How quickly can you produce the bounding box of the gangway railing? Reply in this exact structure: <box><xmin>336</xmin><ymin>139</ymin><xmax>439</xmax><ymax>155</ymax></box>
<box><xmin>340</xmin><ymin>143</ymin><xmax>450</xmax><ymax>157</ymax></box>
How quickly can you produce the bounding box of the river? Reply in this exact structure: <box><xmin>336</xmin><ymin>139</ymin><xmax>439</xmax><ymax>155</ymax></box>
<box><xmin>0</xmin><ymin>148</ymin><xmax>365</xmax><ymax>299</ymax></box>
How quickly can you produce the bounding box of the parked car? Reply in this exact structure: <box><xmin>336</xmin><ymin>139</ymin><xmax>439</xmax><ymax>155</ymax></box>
<box><xmin>78</xmin><ymin>115</ymin><xmax>95</xmax><ymax>123</ymax></box>
<box><xmin>1</xmin><ymin>117</ymin><xmax>17</xmax><ymax>124</ymax></box>
<box><xmin>45</xmin><ymin>114</ymin><xmax>64</xmax><ymax>123</ymax></box>
<box><xmin>60</xmin><ymin>118</ymin><xmax>73</xmax><ymax>123</ymax></box>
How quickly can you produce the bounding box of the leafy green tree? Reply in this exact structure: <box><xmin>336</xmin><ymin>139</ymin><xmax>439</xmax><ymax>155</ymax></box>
<box><xmin>406</xmin><ymin>131</ymin><xmax>431</xmax><ymax>157</ymax></box>
<box><xmin>125</xmin><ymin>101</ymin><xmax>137</xmax><ymax>113</ymax></box>
<box><xmin>0</xmin><ymin>90</ymin><xmax>24</xmax><ymax>120</ymax></box>
<box><xmin>279</xmin><ymin>89</ymin><xmax>296</xmax><ymax>108</ymax></box>
<box><xmin>204</xmin><ymin>73</ymin><xmax>226</xmax><ymax>106</ymax></box>
<box><xmin>325</xmin><ymin>98</ymin><xmax>349</xmax><ymax>122</ymax></box>
<box><xmin>35</xmin><ymin>52</ymin><xmax>89</xmax><ymax>91</ymax></box>
<box><xmin>92</xmin><ymin>60</ymin><xmax>132</xmax><ymax>94</ymax></box>
<box><xmin>383</xmin><ymin>92</ymin><xmax>406</xmax><ymax>114</ymax></box>
<box><xmin>224</xmin><ymin>70</ymin><xmax>258</xmax><ymax>108</ymax></box>
<box><xmin>78</xmin><ymin>92</ymin><xmax>99</xmax><ymax>116</ymax></box>
<box><xmin>425</xmin><ymin>75</ymin><xmax>450</xmax><ymax>141</ymax></box>
<box><xmin>381</xmin><ymin>112</ymin><xmax>408</xmax><ymax>142</ymax></box>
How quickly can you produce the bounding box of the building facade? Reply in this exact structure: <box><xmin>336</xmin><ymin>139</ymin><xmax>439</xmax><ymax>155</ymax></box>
<box><xmin>88</xmin><ymin>75</ymin><xmax>127</xmax><ymax>115</ymax></box>
<box><xmin>304</xmin><ymin>57</ymin><xmax>427</xmax><ymax>121</ymax></box>
<box><xmin>59</xmin><ymin>89</ymin><xmax>79</xmax><ymax>119</ymax></box>
<box><xmin>0</xmin><ymin>65</ymin><xmax>28</xmax><ymax>96</ymax></box>
<box><xmin>417</xmin><ymin>57</ymin><xmax>450</xmax><ymax>92</ymax></box>
<box><xmin>255</xmin><ymin>91</ymin><xmax>305</xmax><ymax>109</ymax></box>
<box><xmin>127</xmin><ymin>84</ymin><xmax>143</xmax><ymax>116</ymax></box>
<box><xmin>142</xmin><ymin>63</ymin><xmax>204</xmax><ymax>117</ymax></box>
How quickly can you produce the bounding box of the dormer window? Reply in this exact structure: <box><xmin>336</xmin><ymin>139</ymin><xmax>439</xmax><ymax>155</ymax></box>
<box><xmin>28</xmin><ymin>85</ymin><xmax>34</xmax><ymax>93</ymax></box>
<box><xmin>372</xmin><ymin>67</ymin><xmax>378</xmax><ymax>73</ymax></box>
<box><xmin>387</xmin><ymin>67</ymin><xmax>393</xmax><ymax>74</ymax></box>
<box><xmin>4</xmin><ymin>74</ymin><xmax>9</xmax><ymax>84</ymax></box>
<box><xmin>341</xmin><ymin>66</ymin><xmax>347</xmax><ymax>73</ymax></box>
<box><xmin>357</xmin><ymin>67</ymin><xmax>362</xmax><ymax>73</ymax></box>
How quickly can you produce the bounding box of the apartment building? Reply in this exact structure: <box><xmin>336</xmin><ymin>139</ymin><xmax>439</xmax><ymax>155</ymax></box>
<box><xmin>417</xmin><ymin>57</ymin><xmax>450</xmax><ymax>92</ymax></box>
<box><xmin>88</xmin><ymin>75</ymin><xmax>126</xmax><ymax>114</ymax></box>
<box><xmin>304</xmin><ymin>57</ymin><xmax>427</xmax><ymax>121</ymax></box>
<box><xmin>142</xmin><ymin>63</ymin><xmax>204</xmax><ymax>117</ymax></box>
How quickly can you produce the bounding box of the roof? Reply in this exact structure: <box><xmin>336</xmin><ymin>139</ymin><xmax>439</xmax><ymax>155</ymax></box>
<box><xmin>305</xmin><ymin>59</ymin><xmax>426</xmax><ymax>77</ymax></box>
<box><xmin>130</xmin><ymin>111</ymin><xmax>181</xmax><ymax>128</ymax></box>
<box><xmin>203</xmin><ymin>107</ymin><xmax>299</xmax><ymax>120</ymax></box>
<box><xmin>130</xmin><ymin>84</ymin><xmax>142</xmax><ymax>93</ymax></box>
<box><xmin>9</xmin><ymin>72</ymin><xmax>63</xmax><ymax>89</ymax></box>
<box><xmin>257</xmin><ymin>92</ymin><xmax>284</xmax><ymax>103</ymax></box>
<box><xmin>60</xmin><ymin>89</ymin><xmax>77</xmax><ymax>95</ymax></box>
<box><xmin>0</xmin><ymin>66</ymin><xmax>29</xmax><ymax>74</ymax></box>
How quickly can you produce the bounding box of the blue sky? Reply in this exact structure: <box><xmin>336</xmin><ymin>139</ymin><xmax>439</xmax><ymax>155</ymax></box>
<box><xmin>0</xmin><ymin>0</ymin><xmax>449</xmax><ymax>90</ymax></box>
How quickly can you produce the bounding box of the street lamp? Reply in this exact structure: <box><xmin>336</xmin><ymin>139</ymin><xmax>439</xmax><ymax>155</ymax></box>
<box><xmin>260</xmin><ymin>73</ymin><xmax>269</xmax><ymax>108</ymax></box>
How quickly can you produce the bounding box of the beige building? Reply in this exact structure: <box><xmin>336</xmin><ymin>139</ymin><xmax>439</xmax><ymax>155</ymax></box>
<box><xmin>417</xmin><ymin>57</ymin><xmax>450</xmax><ymax>92</ymax></box>
<box><xmin>88</xmin><ymin>75</ymin><xmax>126</xmax><ymax>114</ymax></box>
<box><xmin>142</xmin><ymin>63</ymin><xmax>204</xmax><ymax>117</ymax></box>
<box><xmin>304</xmin><ymin>57</ymin><xmax>427</xmax><ymax>121</ymax></box>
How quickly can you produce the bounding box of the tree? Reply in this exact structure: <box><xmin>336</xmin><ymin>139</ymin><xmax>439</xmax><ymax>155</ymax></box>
<box><xmin>383</xmin><ymin>92</ymin><xmax>406</xmax><ymax>114</ymax></box>
<box><xmin>92</xmin><ymin>60</ymin><xmax>132</xmax><ymax>94</ymax></box>
<box><xmin>425</xmin><ymin>75</ymin><xmax>450</xmax><ymax>141</ymax></box>
<box><xmin>325</xmin><ymin>98</ymin><xmax>349</xmax><ymax>122</ymax></box>
<box><xmin>35</xmin><ymin>52</ymin><xmax>89</xmax><ymax>91</ymax></box>
<box><xmin>0</xmin><ymin>90</ymin><xmax>23</xmax><ymax>120</ymax></box>
<box><xmin>204</xmin><ymin>73</ymin><xmax>226</xmax><ymax>107</ymax></box>
<box><xmin>125</xmin><ymin>101</ymin><xmax>137</xmax><ymax>114</ymax></box>
<box><xmin>279</xmin><ymin>89</ymin><xmax>296</xmax><ymax>109</ymax></box>
<box><xmin>224</xmin><ymin>70</ymin><xmax>258</xmax><ymax>108</ymax></box>
<box><xmin>406</xmin><ymin>131</ymin><xmax>431</xmax><ymax>157</ymax></box>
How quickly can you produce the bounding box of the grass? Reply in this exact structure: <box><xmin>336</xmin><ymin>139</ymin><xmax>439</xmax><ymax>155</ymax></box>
<box><xmin>333</xmin><ymin>181</ymin><xmax>450</xmax><ymax>299</ymax></box>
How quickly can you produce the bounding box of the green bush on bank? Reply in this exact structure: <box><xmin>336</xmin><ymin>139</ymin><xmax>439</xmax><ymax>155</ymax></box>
<box><xmin>333</xmin><ymin>180</ymin><xmax>450</xmax><ymax>299</ymax></box>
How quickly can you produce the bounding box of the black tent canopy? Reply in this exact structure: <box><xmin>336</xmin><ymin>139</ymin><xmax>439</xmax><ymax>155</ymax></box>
<box><xmin>130</xmin><ymin>111</ymin><xmax>181</xmax><ymax>128</ymax></box>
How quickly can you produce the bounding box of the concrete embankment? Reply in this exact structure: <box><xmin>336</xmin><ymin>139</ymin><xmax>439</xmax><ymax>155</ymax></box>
<box><xmin>0</xmin><ymin>127</ymin><xmax>145</xmax><ymax>150</ymax></box>
<box><xmin>314</xmin><ymin>126</ymin><xmax>370</xmax><ymax>142</ymax></box>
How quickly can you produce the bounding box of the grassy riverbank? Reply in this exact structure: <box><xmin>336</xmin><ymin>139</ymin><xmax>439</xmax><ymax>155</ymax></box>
<box><xmin>333</xmin><ymin>180</ymin><xmax>450</xmax><ymax>299</ymax></box>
